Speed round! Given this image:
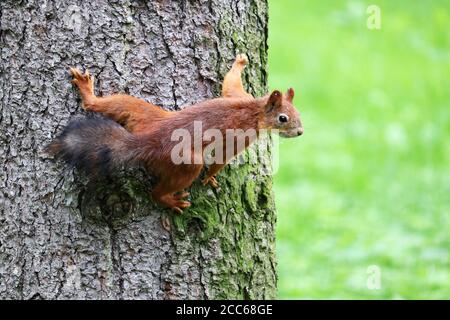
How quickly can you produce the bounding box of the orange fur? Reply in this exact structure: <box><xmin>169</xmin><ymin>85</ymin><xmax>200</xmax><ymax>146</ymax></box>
<box><xmin>68</xmin><ymin>54</ymin><xmax>303</xmax><ymax>213</ymax></box>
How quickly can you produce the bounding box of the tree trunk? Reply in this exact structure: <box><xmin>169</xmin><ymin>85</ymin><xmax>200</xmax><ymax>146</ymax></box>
<box><xmin>0</xmin><ymin>0</ymin><xmax>276</xmax><ymax>299</ymax></box>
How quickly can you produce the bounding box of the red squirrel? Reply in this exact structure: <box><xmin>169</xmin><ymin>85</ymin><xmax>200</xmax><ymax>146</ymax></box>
<box><xmin>47</xmin><ymin>54</ymin><xmax>303</xmax><ymax>213</ymax></box>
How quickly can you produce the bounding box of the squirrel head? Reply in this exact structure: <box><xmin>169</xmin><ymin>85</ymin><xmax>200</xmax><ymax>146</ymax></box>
<box><xmin>262</xmin><ymin>88</ymin><xmax>303</xmax><ymax>138</ymax></box>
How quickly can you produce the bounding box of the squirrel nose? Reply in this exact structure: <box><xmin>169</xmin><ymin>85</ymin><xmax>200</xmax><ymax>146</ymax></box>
<box><xmin>297</xmin><ymin>127</ymin><xmax>304</xmax><ymax>136</ymax></box>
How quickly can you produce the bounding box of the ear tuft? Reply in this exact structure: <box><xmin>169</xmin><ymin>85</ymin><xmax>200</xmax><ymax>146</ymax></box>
<box><xmin>286</xmin><ymin>88</ymin><xmax>295</xmax><ymax>102</ymax></box>
<box><xmin>272</xmin><ymin>90</ymin><xmax>281</xmax><ymax>98</ymax></box>
<box><xmin>267</xmin><ymin>90</ymin><xmax>283</xmax><ymax>112</ymax></box>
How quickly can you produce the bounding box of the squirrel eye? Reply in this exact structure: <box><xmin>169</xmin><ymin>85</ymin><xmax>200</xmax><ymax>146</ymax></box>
<box><xmin>278</xmin><ymin>114</ymin><xmax>289</xmax><ymax>123</ymax></box>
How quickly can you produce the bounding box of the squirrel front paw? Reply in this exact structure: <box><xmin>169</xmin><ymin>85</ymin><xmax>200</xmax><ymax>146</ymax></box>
<box><xmin>234</xmin><ymin>53</ymin><xmax>248</xmax><ymax>68</ymax></box>
<box><xmin>202</xmin><ymin>176</ymin><xmax>219</xmax><ymax>188</ymax></box>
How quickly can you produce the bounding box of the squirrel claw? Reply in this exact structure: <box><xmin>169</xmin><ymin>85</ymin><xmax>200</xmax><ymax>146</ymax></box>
<box><xmin>70</xmin><ymin>67</ymin><xmax>84</xmax><ymax>79</ymax></box>
<box><xmin>174</xmin><ymin>192</ymin><xmax>190</xmax><ymax>200</ymax></box>
<box><xmin>235</xmin><ymin>53</ymin><xmax>248</xmax><ymax>67</ymax></box>
<box><xmin>202</xmin><ymin>176</ymin><xmax>219</xmax><ymax>188</ymax></box>
<box><xmin>177</xmin><ymin>200</ymin><xmax>191</xmax><ymax>209</ymax></box>
<box><xmin>70</xmin><ymin>67</ymin><xmax>93</xmax><ymax>83</ymax></box>
<box><xmin>172</xmin><ymin>200</ymin><xmax>191</xmax><ymax>214</ymax></box>
<box><xmin>173</xmin><ymin>207</ymin><xmax>183</xmax><ymax>215</ymax></box>
<box><xmin>69</xmin><ymin>67</ymin><xmax>95</xmax><ymax>106</ymax></box>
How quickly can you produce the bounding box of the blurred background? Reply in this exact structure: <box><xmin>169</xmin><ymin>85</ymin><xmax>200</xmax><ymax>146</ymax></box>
<box><xmin>268</xmin><ymin>0</ymin><xmax>450</xmax><ymax>299</ymax></box>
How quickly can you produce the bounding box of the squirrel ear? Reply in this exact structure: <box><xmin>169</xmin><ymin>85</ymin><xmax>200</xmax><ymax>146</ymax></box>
<box><xmin>286</xmin><ymin>88</ymin><xmax>295</xmax><ymax>102</ymax></box>
<box><xmin>267</xmin><ymin>90</ymin><xmax>282</xmax><ymax>112</ymax></box>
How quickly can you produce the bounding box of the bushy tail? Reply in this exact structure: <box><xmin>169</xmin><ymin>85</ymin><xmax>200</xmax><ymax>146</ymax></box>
<box><xmin>46</xmin><ymin>116</ymin><xmax>142</xmax><ymax>176</ymax></box>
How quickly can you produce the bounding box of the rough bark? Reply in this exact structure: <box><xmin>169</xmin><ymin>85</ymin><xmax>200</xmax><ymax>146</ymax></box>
<box><xmin>0</xmin><ymin>0</ymin><xmax>276</xmax><ymax>299</ymax></box>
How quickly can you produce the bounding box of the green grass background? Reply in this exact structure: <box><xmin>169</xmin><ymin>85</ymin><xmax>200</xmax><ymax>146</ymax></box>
<box><xmin>268</xmin><ymin>0</ymin><xmax>450</xmax><ymax>299</ymax></box>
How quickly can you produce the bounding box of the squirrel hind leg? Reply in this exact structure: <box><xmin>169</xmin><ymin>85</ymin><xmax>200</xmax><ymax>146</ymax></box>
<box><xmin>174</xmin><ymin>192</ymin><xmax>190</xmax><ymax>200</ymax></box>
<box><xmin>70</xmin><ymin>67</ymin><xmax>95</xmax><ymax>108</ymax></box>
<box><xmin>152</xmin><ymin>191</ymin><xmax>191</xmax><ymax>215</ymax></box>
<box><xmin>151</xmin><ymin>165</ymin><xmax>202</xmax><ymax>214</ymax></box>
